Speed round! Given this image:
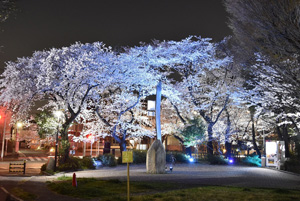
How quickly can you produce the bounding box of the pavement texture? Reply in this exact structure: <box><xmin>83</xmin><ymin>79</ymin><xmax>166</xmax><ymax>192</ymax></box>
<box><xmin>0</xmin><ymin>163</ymin><xmax>300</xmax><ymax>201</ymax></box>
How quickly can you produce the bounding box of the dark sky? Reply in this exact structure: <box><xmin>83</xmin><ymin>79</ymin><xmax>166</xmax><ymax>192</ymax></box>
<box><xmin>0</xmin><ymin>0</ymin><xmax>231</xmax><ymax>71</ymax></box>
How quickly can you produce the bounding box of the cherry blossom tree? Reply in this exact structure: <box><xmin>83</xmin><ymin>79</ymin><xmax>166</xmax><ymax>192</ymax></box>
<box><xmin>245</xmin><ymin>55</ymin><xmax>300</xmax><ymax>158</ymax></box>
<box><xmin>161</xmin><ymin>38</ymin><xmax>233</xmax><ymax>155</ymax></box>
<box><xmin>0</xmin><ymin>42</ymin><xmax>116</xmax><ymax>162</ymax></box>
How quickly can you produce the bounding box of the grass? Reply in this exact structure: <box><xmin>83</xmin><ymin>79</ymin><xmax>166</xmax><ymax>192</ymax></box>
<box><xmin>47</xmin><ymin>177</ymin><xmax>178</xmax><ymax>199</ymax></box>
<box><xmin>47</xmin><ymin>178</ymin><xmax>300</xmax><ymax>201</ymax></box>
<box><xmin>11</xmin><ymin>187</ymin><xmax>37</xmax><ymax>201</ymax></box>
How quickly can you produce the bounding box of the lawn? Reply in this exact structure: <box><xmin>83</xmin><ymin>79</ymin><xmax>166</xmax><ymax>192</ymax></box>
<box><xmin>46</xmin><ymin>176</ymin><xmax>300</xmax><ymax>201</ymax></box>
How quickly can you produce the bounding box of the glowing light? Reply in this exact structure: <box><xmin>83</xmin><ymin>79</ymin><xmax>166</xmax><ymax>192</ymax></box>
<box><xmin>17</xmin><ymin>122</ymin><xmax>22</xmax><ymax>128</ymax></box>
<box><xmin>189</xmin><ymin>157</ymin><xmax>194</xmax><ymax>162</ymax></box>
<box><xmin>49</xmin><ymin>147</ymin><xmax>55</xmax><ymax>152</ymax></box>
<box><xmin>229</xmin><ymin>159</ymin><xmax>234</xmax><ymax>164</ymax></box>
<box><xmin>223</xmin><ymin>149</ymin><xmax>226</xmax><ymax>153</ymax></box>
<box><xmin>54</xmin><ymin>110</ymin><xmax>64</xmax><ymax>118</ymax></box>
<box><xmin>147</xmin><ymin>100</ymin><xmax>155</xmax><ymax>111</ymax></box>
<box><xmin>266</xmin><ymin>141</ymin><xmax>277</xmax><ymax>156</ymax></box>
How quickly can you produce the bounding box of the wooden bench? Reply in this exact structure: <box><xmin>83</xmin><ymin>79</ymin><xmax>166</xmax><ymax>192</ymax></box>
<box><xmin>9</xmin><ymin>160</ymin><xmax>26</xmax><ymax>174</ymax></box>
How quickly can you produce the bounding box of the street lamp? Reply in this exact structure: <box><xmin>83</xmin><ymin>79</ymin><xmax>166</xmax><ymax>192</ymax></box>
<box><xmin>54</xmin><ymin>110</ymin><xmax>63</xmax><ymax>172</ymax></box>
<box><xmin>15</xmin><ymin>122</ymin><xmax>22</xmax><ymax>153</ymax></box>
<box><xmin>0</xmin><ymin>114</ymin><xmax>5</xmax><ymax>160</ymax></box>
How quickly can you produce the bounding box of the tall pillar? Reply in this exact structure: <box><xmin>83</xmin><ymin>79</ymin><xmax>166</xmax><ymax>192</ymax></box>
<box><xmin>155</xmin><ymin>81</ymin><xmax>162</xmax><ymax>141</ymax></box>
<box><xmin>147</xmin><ymin>81</ymin><xmax>166</xmax><ymax>174</ymax></box>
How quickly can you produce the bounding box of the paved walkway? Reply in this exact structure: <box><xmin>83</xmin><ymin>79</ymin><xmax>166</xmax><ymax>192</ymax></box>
<box><xmin>0</xmin><ymin>163</ymin><xmax>299</xmax><ymax>201</ymax></box>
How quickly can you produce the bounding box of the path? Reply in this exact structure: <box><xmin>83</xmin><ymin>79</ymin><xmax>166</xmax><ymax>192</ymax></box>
<box><xmin>0</xmin><ymin>163</ymin><xmax>299</xmax><ymax>201</ymax></box>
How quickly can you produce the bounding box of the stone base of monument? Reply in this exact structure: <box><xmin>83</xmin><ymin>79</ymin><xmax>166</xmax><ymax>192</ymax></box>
<box><xmin>46</xmin><ymin>157</ymin><xmax>55</xmax><ymax>171</ymax></box>
<box><xmin>146</xmin><ymin>140</ymin><xmax>166</xmax><ymax>174</ymax></box>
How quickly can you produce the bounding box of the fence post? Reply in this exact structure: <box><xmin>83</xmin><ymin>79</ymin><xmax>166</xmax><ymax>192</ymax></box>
<box><xmin>23</xmin><ymin>160</ymin><xmax>26</xmax><ymax>174</ymax></box>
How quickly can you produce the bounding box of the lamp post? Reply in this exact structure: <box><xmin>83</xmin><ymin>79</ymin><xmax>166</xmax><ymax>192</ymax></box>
<box><xmin>54</xmin><ymin>110</ymin><xmax>63</xmax><ymax>172</ymax></box>
<box><xmin>15</xmin><ymin>122</ymin><xmax>22</xmax><ymax>153</ymax></box>
<box><xmin>1</xmin><ymin>114</ymin><xmax>5</xmax><ymax>160</ymax></box>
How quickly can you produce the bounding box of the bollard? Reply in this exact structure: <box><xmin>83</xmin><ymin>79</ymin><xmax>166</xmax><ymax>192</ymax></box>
<box><xmin>72</xmin><ymin>173</ymin><xmax>77</xmax><ymax>187</ymax></box>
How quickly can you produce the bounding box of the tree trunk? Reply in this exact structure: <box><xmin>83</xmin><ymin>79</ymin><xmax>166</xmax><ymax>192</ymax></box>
<box><xmin>225</xmin><ymin>109</ymin><xmax>231</xmax><ymax>158</ymax></box>
<box><xmin>276</xmin><ymin>126</ymin><xmax>284</xmax><ymax>141</ymax></box>
<box><xmin>59</xmin><ymin>121</ymin><xmax>73</xmax><ymax>163</ymax></box>
<box><xmin>282</xmin><ymin>125</ymin><xmax>290</xmax><ymax>158</ymax></box>
<box><xmin>251</xmin><ymin>121</ymin><xmax>261</xmax><ymax>158</ymax></box>
<box><xmin>119</xmin><ymin>141</ymin><xmax>127</xmax><ymax>153</ymax></box>
<box><xmin>225</xmin><ymin>141</ymin><xmax>232</xmax><ymax>158</ymax></box>
<box><xmin>207</xmin><ymin>123</ymin><xmax>214</xmax><ymax>155</ymax></box>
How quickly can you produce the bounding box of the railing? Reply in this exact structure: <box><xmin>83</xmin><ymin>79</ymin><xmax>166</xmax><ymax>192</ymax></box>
<box><xmin>192</xmin><ymin>153</ymin><xmax>207</xmax><ymax>161</ymax></box>
<box><xmin>9</xmin><ymin>160</ymin><xmax>26</xmax><ymax>174</ymax></box>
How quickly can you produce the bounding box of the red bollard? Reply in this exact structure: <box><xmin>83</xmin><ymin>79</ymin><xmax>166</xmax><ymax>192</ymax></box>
<box><xmin>72</xmin><ymin>173</ymin><xmax>77</xmax><ymax>187</ymax></box>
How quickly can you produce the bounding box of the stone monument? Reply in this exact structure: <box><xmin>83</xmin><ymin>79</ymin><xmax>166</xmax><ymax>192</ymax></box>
<box><xmin>146</xmin><ymin>81</ymin><xmax>166</xmax><ymax>173</ymax></box>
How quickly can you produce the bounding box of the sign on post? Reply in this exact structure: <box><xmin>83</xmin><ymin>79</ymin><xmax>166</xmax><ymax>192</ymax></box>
<box><xmin>122</xmin><ymin>150</ymin><xmax>133</xmax><ymax>201</ymax></box>
<box><xmin>122</xmin><ymin>150</ymin><xmax>133</xmax><ymax>163</ymax></box>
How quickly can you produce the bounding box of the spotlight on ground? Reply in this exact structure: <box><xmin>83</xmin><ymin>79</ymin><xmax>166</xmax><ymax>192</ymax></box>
<box><xmin>189</xmin><ymin>157</ymin><xmax>194</xmax><ymax>162</ymax></box>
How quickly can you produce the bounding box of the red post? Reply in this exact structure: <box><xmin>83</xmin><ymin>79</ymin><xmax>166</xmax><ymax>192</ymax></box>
<box><xmin>72</xmin><ymin>173</ymin><xmax>77</xmax><ymax>187</ymax></box>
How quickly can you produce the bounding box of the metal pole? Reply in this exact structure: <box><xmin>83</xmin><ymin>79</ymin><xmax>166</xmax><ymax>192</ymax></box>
<box><xmin>54</xmin><ymin>126</ymin><xmax>58</xmax><ymax>172</ymax></box>
<box><xmin>263</xmin><ymin>129</ymin><xmax>266</xmax><ymax>156</ymax></box>
<box><xmin>155</xmin><ymin>81</ymin><xmax>162</xmax><ymax>141</ymax></box>
<box><xmin>83</xmin><ymin>140</ymin><xmax>86</xmax><ymax>157</ymax></box>
<box><xmin>127</xmin><ymin>162</ymin><xmax>130</xmax><ymax>201</ymax></box>
<box><xmin>1</xmin><ymin>116</ymin><xmax>6</xmax><ymax>160</ymax></box>
<box><xmin>90</xmin><ymin>140</ymin><xmax>93</xmax><ymax>157</ymax></box>
<box><xmin>15</xmin><ymin>126</ymin><xmax>18</xmax><ymax>153</ymax></box>
<box><xmin>5</xmin><ymin>139</ymin><xmax>8</xmax><ymax>156</ymax></box>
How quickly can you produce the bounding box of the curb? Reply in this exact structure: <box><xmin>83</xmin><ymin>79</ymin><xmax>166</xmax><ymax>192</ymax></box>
<box><xmin>0</xmin><ymin>187</ymin><xmax>24</xmax><ymax>201</ymax></box>
<box><xmin>262</xmin><ymin>166</ymin><xmax>300</xmax><ymax>177</ymax></box>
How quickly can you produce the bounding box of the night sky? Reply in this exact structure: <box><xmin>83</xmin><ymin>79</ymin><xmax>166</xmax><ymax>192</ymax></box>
<box><xmin>0</xmin><ymin>0</ymin><xmax>231</xmax><ymax>71</ymax></box>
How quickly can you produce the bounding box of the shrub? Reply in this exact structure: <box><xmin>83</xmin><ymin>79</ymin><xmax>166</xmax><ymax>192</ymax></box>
<box><xmin>133</xmin><ymin>150</ymin><xmax>147</xmax><ymax>164</ymax></box>
<box><xmin>58</xmin><ymin>157</ymin><xmax>81</xmax><ymax>171</ymax></box>
<box><xmin>98</xmin><ymin>154</ymin><xmax>117</xmax><ymax>167</ymax></box>
<box><xmin>166</xmin><ymin>151</ymin><xmax>189</xmax><ymax>163</ymax></box>
<box><xmin>117</xmin><ymin>156</ymin><xmax>122</xmax><ymax>164</ymax></box>
<box><xmin>284</xmin><ymin>156</ymin><xmax>300</xmax><ymax>174</ymax></box>
<box><xmin>80</xmin><ymin>157</ymin><xmax>95</xmax><ymax>169</ymax></box>
<box><xmin>41</xmin><ymin>163</ymin><xmax>47</xmax><ymax>171</ymax></box>
<box><xmin>206</xmin><ymin>154</ymin><xmax>227</xmax><ymax>165</ymax></box>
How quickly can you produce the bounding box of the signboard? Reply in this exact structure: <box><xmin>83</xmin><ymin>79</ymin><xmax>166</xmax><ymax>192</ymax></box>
<box><xmin>147</xmin><ymin>100</ymin><xmax>155</xmax><ymax>111</ymax></box>
<box><xmin>122</xmin><ymin>151</ymin><xmax>133</xmax><ymax>163</ymax></box>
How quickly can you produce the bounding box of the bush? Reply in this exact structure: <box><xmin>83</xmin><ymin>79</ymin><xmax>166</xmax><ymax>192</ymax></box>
<box><xmin>41</xmin><ymin>163</ymin><xmax>47</xmax><ymax>171</ymax></box>
<box><xmin>58</xmin><ymin>157</ymin><xmax>81</xmax><ymax>171</ymax></box>
<box><xmin>117</xmin><ymin>156</ymin><xmax>122</xmax><ymax>164</ymax></box>
<box><xmin>80</xmin><ymin>157</ymin><xmax>95</xmax><ymax>169</ymax></box>
<box><xmin>133</xmin><ymin>150</ymin><xmax>147</xmax><ymax>164</ymax></box>
<box><xmin>57</xmin><ymin>156</ymin><xmax>96</xmax><ymax>172</ymax></box>
<box><xmin>284</xmin><ymin>156</ymin><xmax>300</xmax><ymax>174</ymax></box>
<box><xmin>206</xmin><ymin>154</ymin><xmax>227</xmax><ymax>165</ymax></box>
<box><xmin>98</xmin><ymin>154</ymin><xmax>117</xmax><ymax>167</ymax></box>
<box><xmin>166</xmin><ymin>151</ymin><xmax>189</xmax><ymax>163</ymax></box>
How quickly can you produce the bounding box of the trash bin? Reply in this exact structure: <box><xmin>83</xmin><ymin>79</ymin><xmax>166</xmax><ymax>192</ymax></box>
<box><xmin>261</xmin><ymin>156</ymin><xmax>266</xmax><ymax>167</ymax></box>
